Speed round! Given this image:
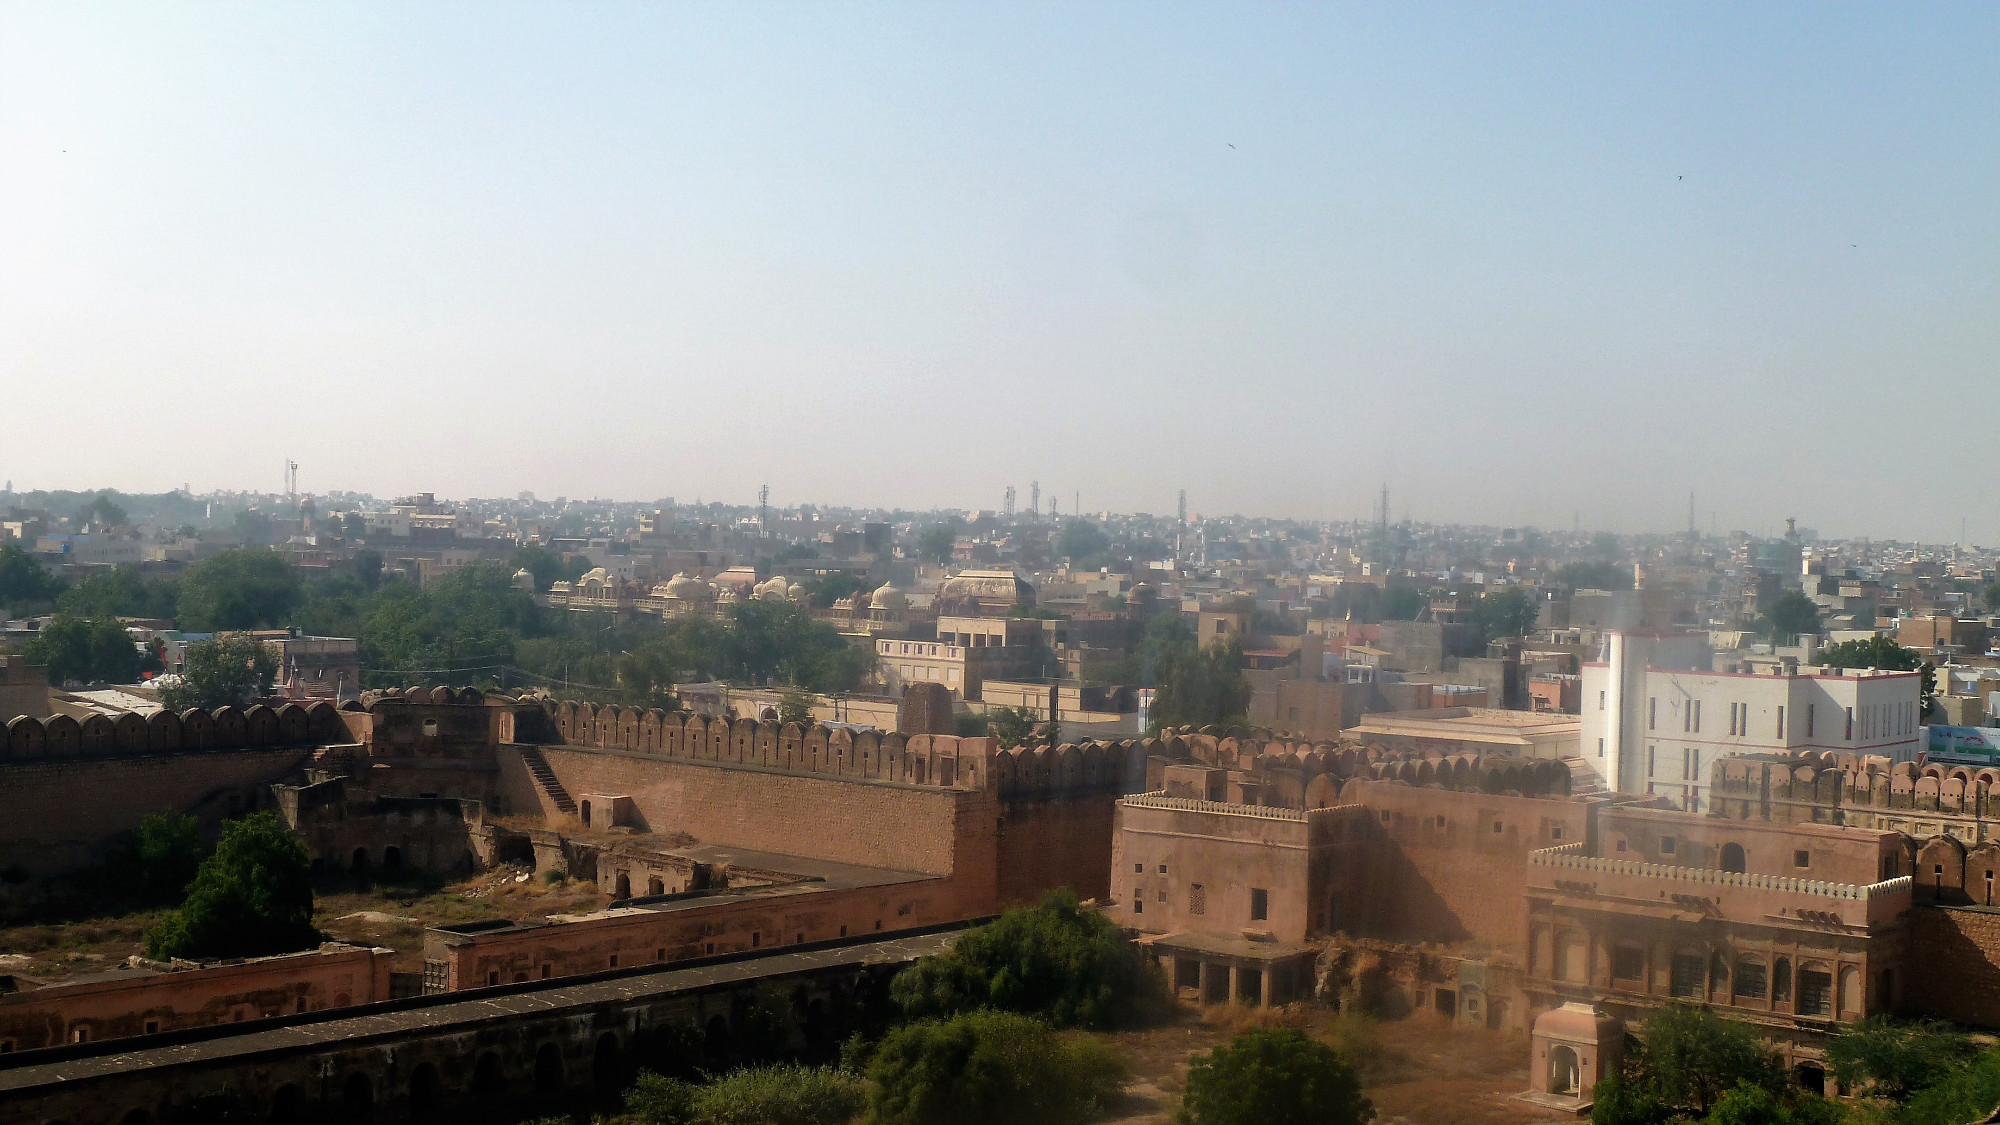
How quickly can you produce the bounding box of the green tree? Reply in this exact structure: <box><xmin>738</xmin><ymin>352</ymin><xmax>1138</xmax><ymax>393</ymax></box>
<box><xmin>917</xmin><ymin>520</ymin><xmax>963</xmax><ymax>566</ymax></box>
<box><xmin>1179</xmin><ymin>1026</ymin><xmax>1374</xmax><ymax>1125</ymax></box>
<box><xmin>629</xmin><ymin>1064</ymin><xmax>863</xmax><ymax>1125</ymax></box>
<box><xmin>0</xmin><ymin>543</ymin><xmax>61</xmax><ymax>612</ymax></box>
<box><xmin>1987</xmin><ymin>582</ymin><xmax>2000</xmax><ymax>614</ymax></box>
<box><xmin>1151</xmin><ymin>637</ymin><xmax>1251</xmax><ymax>731</ymax></box>
<box><xmin>145</xmin><ymin>812</ymin><xmax>317</xmax><ymax>960</ymax></box>
<box><xmin>22</xmin><ymin>614</ymin><xmax>142</xmax><ymax>684</ymax></box>
<box><xmin>867</xmin><ymin>1010</ymin><xmax>1126</xmax><ymax>1125</ymax></box>
<box><xmin>1056</xmin><ymin>520</ymin><xmax>1111</xmax><ymax>566</ymax></box>
<box><xmin>1701</xmin><ymin>1082</ymin><xmax>1844</xmax><ymax>1125</ymax></box>
<box><xmin>1760</xmin><ymin>590</ymin><xmax>1823</xmax><ymax>645</ymax></box>
<box><xmin>160</xmin><ymin>636</ymin><xmax>278</xmax><ymax>710</ymax></box>
<box><xmin>1592</xmin><ymin>1003</ymin><xmax>1781</xmax><ymax>1123</ymax></box>
<box><xmin>177</xmin><ymin>549</ymin><xmax>302</xmax><ymax>630</ymax></box>
<box><xmin>56</xmin><ymin>565</ymin><xmax>178</xmax><ymax>619</ymax></box>
<box><xmin>1472</xmin><ymin>586</ymin><xmax>1539</xmax><ymax>643</ymax></box>
<box><xmin>134</xmin><ymin>811</ymin><xmax>209</xmax><ymax>905</ymax></box>
<box><xmin>1550</xmin><ymin>560</ymin><xmax>1632</xmax><ymax>590</ymax></box>
<box><xmin>1896</xmin><ymin>1048</ymin><xmax>2000</xmax><ymax>1125</ymax></box>
<box><xmin>777</xmin><ymin>691</ymin><xmax>817</xmax><ymax>726</ymax></box>
<box><xmin>78</xmin><ymin>492</ymin><xmax>129</xmax><ymax>527</ymax></box>
<box><xmin>1379</xmin><ymin>587</ymin><xmax>1427</xmax><ymax>621</ymax></box>
<box><xmin>1826</xmin><ymin>1017</ymin><xmax>1978</xmax><ymax>1101</ymax></box>
<box><xmin>890</xmin><ymin>889</ymin><xmax>1163</xmax><ymax>1030</ymax></box>
<box><xmin>1816</xmin><ymin>636</ymin><xmax>1937</xmax><ymax>711</ymax></box>
<box><xmin>987</xmin><ymin>706</ymin><xmax>1042</xmax><ymax>749</ymax></box>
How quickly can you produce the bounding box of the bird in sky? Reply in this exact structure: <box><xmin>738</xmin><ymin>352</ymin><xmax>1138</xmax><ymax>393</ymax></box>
<box><xmin>1227</xmin><ymin>143</ymin><xmax>1235</xmax><ymax>149</ymax></box>
<box><xmin>1677</xmin><ymin>175</ymin><xmax>1683</xmax><ymax>180</ymax></box>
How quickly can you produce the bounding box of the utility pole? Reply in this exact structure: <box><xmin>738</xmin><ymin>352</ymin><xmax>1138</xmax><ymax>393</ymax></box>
<box><xmin>758</xmin><ymin>483</ymin><xmax>769</xmax><ymax>538</ymax></box>
<box><xmin>285</xmin><ymin>460</ymin><xmax>298</xmax><ymax>508</ymax></box>
<box><xmin>1176</xmin><ymin>489</ymin><xmax>1187</xmax><ymax>567</ymax></box>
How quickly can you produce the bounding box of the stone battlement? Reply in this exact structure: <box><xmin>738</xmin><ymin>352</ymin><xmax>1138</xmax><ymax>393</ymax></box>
<box><xmin>1529</xmin><ymin>844</ymin><xmax>1914</xmax><ymax>902</ymax></box>
<box><xmin>1</xmin><ymin>701</ymin><xmax>348</xmax><ymax>763</ymax></box>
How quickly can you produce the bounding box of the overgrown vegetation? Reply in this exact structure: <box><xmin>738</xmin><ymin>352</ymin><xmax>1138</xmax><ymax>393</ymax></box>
<box><xmin>623</xmin><ymin>1064</ymin><xmax>866</xmax><ymax>1125</ymax></box>
<box><xmin>867</xmin><ymin>1009</ymin><xmax>1126</xmax><ymax>1125</ymax></box>
<box><xmin>159</xmin><ymin>635</ymin><xmax>278</xmax><ymax>709</ymax></box>
<box><xmin>1179</xmin><ymin>1025</ymin><xmax>1374</xmax><ymax>1125</ymax></box>
<box><xmin>145</xmin><ymin>812</ymin><xmax>318</xmax><ymax>960</ymax></box>
<box><xmin>890</xmin><ymin>890</ymin><xmax>1165</xmax><ymax>1030</ymax></box>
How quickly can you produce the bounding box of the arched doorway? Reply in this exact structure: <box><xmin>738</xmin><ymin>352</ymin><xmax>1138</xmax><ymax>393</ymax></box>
<box><xmin>1549</xmin><ymin>1044</ymin><xmax>1581</xmax><ymax>1096</ymax></box>
<box><xmin>704</xmin><ymin>1014</ymin><xmax>731</xmax><ymax>1061</ymax></box>
<box><xmin>471</xmin><ymin>1051</ymin><xmax>505</xmax><ymax>1105</ymax></box>
<box><xmin>648</xmin><ymin>876</ymin><xmax>665</xmax><ymax>896</ymax></box>
<box><xmin>1795</xmin><ymin>1061</ymin><xmax>1827</xmax><ymax>1095</ymax></box>
<box><xmin>269</xmin><ymin>1084</ymin><xmax>305</xmax><ymax>1125</ymax></box>
<box><xmin>351</xmin><ymin>847</ymin><xmax>370</xmax><ymax>873</ymax></box>
<box><xmin>615</xmin><ymin>872</ymin><xmax>632</xmax><ymax>899</ymax></box>
<box><xmin>593</xmin><ymin>1031</ymin><xmax>624</xmax><ymax>1088</ymax></box>
<box><xmin>342</xmin><ymin>1072</ymin><xmax>374</xmax><ymax>1120</ymax></box>
<box><xmin>382</xmin><ymin>846</ymin><xmax>404</xmax><ymax>874</ymax></box>
<box><xmin>580</xmin><ymin>800</ymin><xmax>592</xmax><ymax>827</ymax></box>
<box><xmin>1721</xmin><ymin>843</ymin><xmax>1747</xmax><ymax>873</ymax></box>
<box><xmin>534</xmin><ymin>1042</ymin><xmax>565</xmax><ymax>1091</ymax></box>
<box><xmin>409</xmin><ymin>1061</ymin><xmax>442</xmax><ymax>1114</ymax></box>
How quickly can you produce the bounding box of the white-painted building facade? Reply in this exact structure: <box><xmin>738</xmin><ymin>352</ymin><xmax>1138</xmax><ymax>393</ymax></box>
<box><xmin>1580</xmin><ymin>632</ymin><xmax>1922</xmax><ymax>812</ymax></box>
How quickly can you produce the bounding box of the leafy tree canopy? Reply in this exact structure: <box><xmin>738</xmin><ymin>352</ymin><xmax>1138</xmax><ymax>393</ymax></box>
<box><xmin>890</xmin><ymin>889</ymin><xmax>1164</xmax><ymax>1030</ymax></box>
<box><xmin>177</xmin><ymin>549</ymin><xmax>302</xmax><ymax>631</ymax></box>
<box><xmin>624</xmin><ymin>1064</ymin><xmax>864</xmax><ymax>1125</ymax></box>
<box><xmin>1592</xmin><ymin>1003</ymin><xmax>1784</xmax><ymax>1123</ymax></box>
<box><xmin>1057</xmin><ymin>519</ymin><xmax>1112</xmax><ymax>567</ymax></box>
<box><xmin>56</xmin><ymin>564</ymin><xmax>178</xmax><ymax>620</ymax></box>
<box><xmin>1816</xmin><ymin>636</ymin><xmax>1937</xmax><ymax>709</ymax></box>
<box><xmin>1760</xmin><ymin>590</ymin><xmax>1823</xmax><ymax>645</ymax></box>
<box><xmin>867</xmin><ymin>1009</ymin><xmax>1126</xmax><ymax>1125</ymax></box>
<box><xmin>160</xmin><ymin>636</ymin><xmax>278</xmax><ymax>710</ymax></box>
<box><xmin>918</xmin><ymin>520</ymin><xmax>963</xmax><ymax>566</ymax></box>
<box><xmin>1826</xmin><ymin>1017</ymin><xmax>1979</xmax><ymax>1101</ymax></box>
<box><xmin>1471</xmin><ymin>586</ymin><xmax>1539</xmax><ymax>643</ymax></box>
<box><xmin>1179</xmin><ymin>1026</ymin><xmax>1374</xmax><ymax>1125</ymax></box>
<box><xmin>145</xmin><ymin>812</ymin><xmax>317</xmax><ymax>960</ymax></box>
<box><xmin>1379</xmin><ymin>587</ymin><xmax>1428</xmax><ymax>621</ymax></box>
<box><xmin>22</xmin><ymin>614</ymin><xmax>144</xmax><ymax>685</ymax></box>
<box><xmin>0</xmin><ymin>543</ymin><xmax>62</xmax><ymax>611</ymax></box>
<box><xmin>777</xmin><ymin>691</ymin><xmax>817</xmax><ymax>726</ymax></box>
<box><xmin>1150</xmin><ymin>637</ymin><xmax>1250</xmax><ymax>732</ymax></box>
<box><xmin>510</xmin><ymin>545</ymin><xmax>586</xmax><ymax>592</ymax></box>
<box><xmin>78</xmin><ymin>491</ymin><xmax>129</xmax><ymax>527</ymax></box>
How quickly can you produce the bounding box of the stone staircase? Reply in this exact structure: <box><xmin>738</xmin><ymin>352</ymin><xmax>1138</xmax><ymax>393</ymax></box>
<box><xmin>519</xmin><ymin>746</ymin><xmax>577</xmax><ymax>815</ymax></box>
<box><xmin>1564</xmin><ymin>757</ymin><xmax>1610</xmax><ymax>799</ymax></box>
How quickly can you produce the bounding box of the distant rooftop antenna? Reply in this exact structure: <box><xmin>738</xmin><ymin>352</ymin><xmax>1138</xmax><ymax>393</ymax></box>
<box><xmin>758</xmin><ymin>483</ymin><xmax>769</xmax><ymax>537</ymax></box>
<box><xmin>1074</xmin><ymin>490</ymin><xmax>1080</xmax><ymax>518</ymax></box>
<box><xmin>1003</xmin><ymin>485</ymin><xmax>1016</xmax><ymax>518</ymax></box>
<box><xmin>1176</xmin><ymin>488</ymin><xmax>1187</xmax><ymax>567</ymax></box>
<box><xmin>1029</xmin><ymin>480</ymin><xmax>1040</xmax><ymax>520</ymax></box>
<box><xmin>1688</xmin><ymin>491</ymin><xmax>1697</xmax><ymax>539</ymax></box>
<box><xmin>285</xmin><ymin>459</ymin><xmax>298</xmax><ymax>506</ymax></box>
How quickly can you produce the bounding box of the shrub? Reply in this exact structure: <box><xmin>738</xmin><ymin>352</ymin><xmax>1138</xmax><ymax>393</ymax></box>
<box><xmin>624</xmin><ymin>1065</ymin><xmax>864</xmax><ymax>1125</ymax></box>
<box><xmin>1179</xmin><ymin>1026</ymin><xmax>1373</xmax><ymax>1125</ymax></box>
<box><xmin>889</xmin><ymin>889</ymin><xmax>1163</xmax><ymax>1030</ymax></box>
<box><xmin>867</xmin><ymin>1010</ymin><xmax>1125</xmax><ymax>1125</ymax></box>
<box><xmin>144</xmin><ymin>812</ymin><xmax>317</xmax><ymax>960</ymax></box>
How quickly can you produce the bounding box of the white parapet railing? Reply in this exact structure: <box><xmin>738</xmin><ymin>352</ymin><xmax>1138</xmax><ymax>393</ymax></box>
<box><xmin>1528</xmin><ymin>844</ymin><xmax>1914</xmax><ymax>902</ymax></box>
<box><xmin>1118</xmin><ymin>792</ymin><xmax>1307</xmax><ymax>822</ymax></box>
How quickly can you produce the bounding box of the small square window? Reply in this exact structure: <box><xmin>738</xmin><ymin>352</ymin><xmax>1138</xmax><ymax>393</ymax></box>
<box><xmin>1158</xmin><ymin>863</ymin><xmax>1167</xmax><ymax>874</ymax></box>
<box><xmin>1493</xmin><ymin>821</ymin><xmax>1503</xmax><ymax>834</ymax></box>
<box><xmin>1250</xmin><ymin>888</ymin><xmax>1269</xmax><ymax>922</ymax></box>
<box><xmin>1135</xmin><ymin>862</ymin><xmax>1144</xmax><ymax>874</ymax></box>
<box><xmin>144</xmin><ymin>1019</ymin><xmax>160</xmax><ymax>1035</ymax></box>
<box><xmin>1615</xmin><ymin>839</ymin><xmax>1626</xmax><ymax>852</ymax></box>
<box><xmin>609</xmin><ymin>955</ymin><xmax>618</xmax><ymax>968</ymax></box>
<box><xmin>487</xmin><ymin>971</ymin><xmax>499</xmax><ymax>986</ymax></box>
<box><xmin>1660</xmin><ymin>836</ymin><xmax>1677</xmax><ymax>855</ymax></box>
<box><xmin>1794</xmin><ymin>850</ymin><xmax>1810</xmax><ymax>868</ymax></box>
<box><xmin>1133</xmin><ymin>899</ymin><xmax>1145</xmax><ymax>914</ymax></box>
<box><xmin>1552</xmin><ymin>825</ymin><xmax>1565</xmax><ymax>841</ymax></box>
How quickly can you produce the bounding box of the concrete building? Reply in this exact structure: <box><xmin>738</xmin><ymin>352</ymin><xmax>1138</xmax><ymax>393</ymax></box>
<box><xmin>1580</xmin><ymin>632</ymin><xmax>1922</xmax><ymax>811</ymax></box>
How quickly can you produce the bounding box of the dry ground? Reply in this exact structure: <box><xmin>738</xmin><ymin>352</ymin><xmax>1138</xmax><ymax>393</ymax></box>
<box><xmin>1103</xmin><ymin>1004</ymin><xmax>1572</xmax><ymax>1125</ymax></box>
<box><xmin>0</xmin><ymin>867</ymin><xmax>611</xmax><ymax>979</ymax></box>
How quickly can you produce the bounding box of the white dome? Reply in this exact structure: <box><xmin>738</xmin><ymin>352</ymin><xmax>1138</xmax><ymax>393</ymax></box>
<box><xmin>870</xmin><ymin>582</ymin><xmax>908</xmax><ymax>612</ymax></box>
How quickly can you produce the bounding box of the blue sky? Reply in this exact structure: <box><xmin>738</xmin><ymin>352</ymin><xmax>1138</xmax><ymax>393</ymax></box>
<box><xmin>2</xmin><ymin>4</ymin><xmax>1994</xmax><ymax>539</ymax></box>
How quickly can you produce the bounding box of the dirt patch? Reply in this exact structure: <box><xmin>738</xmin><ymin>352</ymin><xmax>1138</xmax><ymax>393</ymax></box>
<box><xmin>313</xmin><ymin>867</ymin><xmax>610</xmax><ymax>971</ymax></box>
<box><xmin>1103</xmin><ymin>1005</ymin><xmax>1569</xmax><ymax>1125</ymax></box>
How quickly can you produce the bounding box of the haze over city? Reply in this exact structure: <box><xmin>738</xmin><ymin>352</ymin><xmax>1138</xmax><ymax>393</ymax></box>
<box><xmin>3</xmin><ymin>4</ymin><xmax>1996</xmax><ymax>540</ymax></box>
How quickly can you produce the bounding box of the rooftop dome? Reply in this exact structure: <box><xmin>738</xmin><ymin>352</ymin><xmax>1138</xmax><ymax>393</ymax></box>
<box><xmin>756</xmin><ymin>575</ymin><xmax>792</xmax><ymax>599</ymax></box>
<box><xmin>663</xmin><ymin>572</ymin><xmax>702</xmax><ymax>599</ymax></box>
<box><xmin>870</xmin><ymin>582</ymin><xmax>908</xmax><ymax>612</ymax></box>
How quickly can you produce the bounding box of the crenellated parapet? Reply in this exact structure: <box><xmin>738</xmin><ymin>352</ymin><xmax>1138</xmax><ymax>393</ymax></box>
<box><xmin>518</xmin><ymin>698</ymin><xmax>1140</xmax><ymax>799</ymax></box>
<box><xmin>0</xmin><ymin>700</ymin><xmax>349</xmax><ymax>763</ymax></box>
<box><xmin>1138</xmin><ymin>725</ymin><xmax>1573</xmax><ymax>807</ymax></box>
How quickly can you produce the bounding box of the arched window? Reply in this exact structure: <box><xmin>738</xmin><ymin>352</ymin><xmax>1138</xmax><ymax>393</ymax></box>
<box><xmin>1721</xmin><ymin>843</ymin><xmax>1747</xmax><ymax>873</ymax></box>
<box><xmin>1549</xmin><ymin>1044</ymin><xmax>1581</xmax><ymax>1096</ymax></box>
<box><xmin>1735</xmin><ymin>955</ymin><xmax>1768</xmax><ymax>1001</ymax></box>
<box><xmin>1774</xmin><ymin>957</ymin><xmax>1792</xmax><ymax>1003</ymax></box>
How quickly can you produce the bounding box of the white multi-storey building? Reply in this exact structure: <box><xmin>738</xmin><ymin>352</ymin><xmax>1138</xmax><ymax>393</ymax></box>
<box><xmin>1580</xmin><ymin>632</ymin><xmax>1922</xmax><ymax>812</ymax></box>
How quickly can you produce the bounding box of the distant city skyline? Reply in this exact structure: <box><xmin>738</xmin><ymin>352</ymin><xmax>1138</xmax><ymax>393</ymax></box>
<box><xmin>2</xmin><ymin>4</ymin><xmax>1995</xmax><ymax>541</ymax></box>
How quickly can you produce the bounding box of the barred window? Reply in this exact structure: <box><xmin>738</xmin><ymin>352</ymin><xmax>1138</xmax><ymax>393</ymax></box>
<box><xmin>1189</xmin><ymin>883</ymin><xmax>1207</xmax><ymax>916</ymax></box>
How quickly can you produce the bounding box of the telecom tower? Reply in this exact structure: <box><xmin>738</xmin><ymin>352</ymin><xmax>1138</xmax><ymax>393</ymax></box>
<box><xmin>1029</xmin><ymin>481</ymin><xmax>1040</xmax><ymax>520</ymax></box>
<box><xmin>1003</xmin><ymin>486</ymin><xmax>1016</xmax><ymax>518</ymax></box>
<box><xmin>285</xmin><ymin>460</ymin><xmax>298</xmax><ymax>508</ymax></box>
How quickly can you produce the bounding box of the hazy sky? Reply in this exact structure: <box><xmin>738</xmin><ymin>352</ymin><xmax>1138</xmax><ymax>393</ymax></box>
<box><xmin>3</xmin><ymin>4</ymin><xmax>1995</xmax><ymax>539</ymax></box>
